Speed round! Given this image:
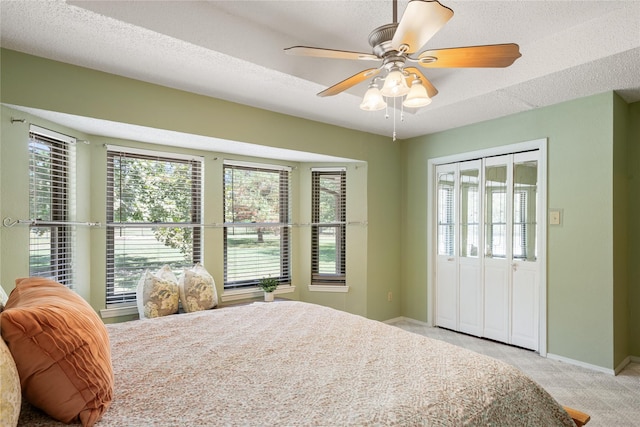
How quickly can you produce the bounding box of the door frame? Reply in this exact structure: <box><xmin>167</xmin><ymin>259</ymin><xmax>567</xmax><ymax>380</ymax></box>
<box><xmin>426</xmin><ymin>138</ymin><xmax>548</xmax><ymax>356</ymax></box>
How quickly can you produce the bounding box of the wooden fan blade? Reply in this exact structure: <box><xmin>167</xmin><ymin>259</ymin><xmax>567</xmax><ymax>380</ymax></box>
<box><xmin>417</xmin><ymin>44</ymin><xmax>522</xmax><ymax>68</ymax></box>
<box><xmin>317</xmin><ymin>68</ymin><xmax>382</xmax><ymax>97</ymax></box>
<box><xmin>391</xmin><ymin>0</ymin><xmax>454</xmax><ymax>54</ymax></box>
<box><xmin>285</xmin><ymin>46</ymin><xmax>379</xmax><ymax>61</ymax></box>
<box><xmin>404</xmin><ymin>67</ymin><xmax>438</xmax><ymax>98</ymax></box>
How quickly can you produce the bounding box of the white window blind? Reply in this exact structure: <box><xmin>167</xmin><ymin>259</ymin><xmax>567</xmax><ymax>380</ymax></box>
<box><xmin>311</xmin><ymin>169</ymin><xmax>346</xmax><ymax>285</ymax></box>
<box><xmin>106</xmin><ymin>148</ymin><xmax>203</xmax><ymax>304</ymax></box>
<box><xmin>28</xmin><ymin>130</ymin><xmax>76</xmax><ymax>287</ymax></box>
<box><xmin>513</xmin><ymin>190</ymin><xmax>527</xmax><ymax>259</ymax></box>
<box><xmin>437</xmin><ymin>171</ymin><xmax>455</xmax><ymax>257</ymax></box>
<box><xmin>485</xmin><ymin>164</ymin><xmax>508</xmax><ymax>259</ymax></box>
<box><xmin>223</xmin><ymin>162</ymin><xmax>290</xmax><ymax>289</ymax></box>
<box><xmin>460</xmin><ymin>168</ymin><xmax>480</xmax><ymax>258</ymax></box>
<box><xmin>513</xmin><ymin>159</ymin><xmax>538</xmax><ymax>261</ymax></box>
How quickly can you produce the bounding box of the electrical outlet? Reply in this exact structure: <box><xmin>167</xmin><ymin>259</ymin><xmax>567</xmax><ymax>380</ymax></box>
<box><xmin>387</xmin><ymin>291</ymin><xmax>393</xmax><ymax>302</ymax></box>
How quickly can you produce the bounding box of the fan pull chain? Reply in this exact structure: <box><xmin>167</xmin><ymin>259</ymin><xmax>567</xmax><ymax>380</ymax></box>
<box><xmin>385</xmin><ymin>99</ymin><xmax>395</xmax><ymax>140</ymax></box>
<box><xmin>392</xmin><ymin>97</ymin><xmax>397</xmax><ymax>141</ymax></box>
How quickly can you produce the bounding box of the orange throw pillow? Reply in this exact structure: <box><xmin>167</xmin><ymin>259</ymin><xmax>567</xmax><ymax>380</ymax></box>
<box><xmin>0</xmin><ymin>278</ymin><xmax>113</xmax><ymax>427</ymax></box>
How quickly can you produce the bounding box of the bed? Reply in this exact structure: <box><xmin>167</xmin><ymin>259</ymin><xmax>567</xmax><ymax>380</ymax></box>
<box><xmin>5</xmin><ymin>287</ymin><xmax>578</xmax><ymax>426</ymax></box>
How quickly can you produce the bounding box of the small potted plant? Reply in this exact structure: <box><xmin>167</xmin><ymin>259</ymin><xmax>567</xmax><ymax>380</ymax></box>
<box><xmin>258</xmin><ymin>276</ymin><xmax>278</xmax><ymax>302</ymax></box>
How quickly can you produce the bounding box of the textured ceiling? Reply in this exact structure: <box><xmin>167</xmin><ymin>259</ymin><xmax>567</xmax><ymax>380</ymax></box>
<box><xmin>1</xmin><ymin>0</ymin><xmax>639</xmax><ymax>146</ymax></box>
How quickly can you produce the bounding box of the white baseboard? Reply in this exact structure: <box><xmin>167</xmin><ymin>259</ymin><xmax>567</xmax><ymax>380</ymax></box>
<box><xmin>614</xmin><ymin>355</ymin><xmax>640</xmax><ymax>373</ymax></box>
<box><xmin>547</xmin><ymin>353</ymin><xmax>616</xmax><ymax>375</ymax></box>
<box><xmin>386</xmin><ymin>317</ymin><xmax>640</xmax><ymax>376</ymax></box>
<box><xmin>545</xmin><ymin>354</ymin><xmax>640</xmax><ymax>376</ymax></box>
<box><xmin>384</xmin><ymin>316</ymin><xmax>430</xmax><ymax>327</ymax></box>
<box><xmin>614</xmin><ymin>356</ymin><xmax>632</xmax><ymax>375</ymax></box>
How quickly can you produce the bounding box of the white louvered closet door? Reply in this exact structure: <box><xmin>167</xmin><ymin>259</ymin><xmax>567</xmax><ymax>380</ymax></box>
<box><xmin>483</xmin><ymin>155</ymin><xmax>512</xmax><ymax>344</ymax></box>
<box><xmin>458</xmin><ymin>160</ymin><xmax>483</xmax><ymax>337</ymax></box>
<box><xmin>435</xmin><ymin>160</ymin><xmax>484</xmax><ymax>336</ymax></box>
<box><xmin>435</xmin><ymin>163</ymin><xmax>457</xmax><ymax>330</ymax></box>
<box><xmin>510</xmin><ymin>151</ymin><xmax>540</xmax><ymax>350</ymax></box>
<box><xmin>434</xmin><ymin>150</ymin><xmax>541</xmax><ymax>351</ymax></box>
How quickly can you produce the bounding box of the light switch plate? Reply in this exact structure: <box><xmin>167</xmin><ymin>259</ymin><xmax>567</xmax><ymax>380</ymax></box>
<box><xmin>549</xmin><ymin>209</ymin><xmax>561</xmax><ymax>225</ymax></box>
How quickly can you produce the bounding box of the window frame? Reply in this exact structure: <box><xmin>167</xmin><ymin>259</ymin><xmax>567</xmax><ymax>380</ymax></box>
<box><xmin>105</xmin><ymin>145</ymin><xmax>203</xmax><ymax>305</ymax></box>
<box><xmin>223</xmin><ymin>160</ymin><xmax>291</xmax><ymax>290</ymax></box>
<box><xmin>311</xmin><ymin>168</ymin><xmax>346</xmax><ymax>285</ymax></box>
<box><xmin>28</xmin><ymin>127</ymin><xmax>75</xmax><ymax>287</ymax></box>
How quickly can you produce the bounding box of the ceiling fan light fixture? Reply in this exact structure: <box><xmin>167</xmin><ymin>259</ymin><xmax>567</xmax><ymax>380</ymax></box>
<box><xmin>285</xmin><ymin>0</ymin><xmax>522</xmax><ymax>139</ymax></box>
<box><xmin>360</xmin><ymin>82</ymin><xmax>387</xmax><ymax>111</ymax></box>
<box><xmin>403</xmin><ymin>78</ymin><xmax>432</xmax><ymax>108</ymax></box>
<box><xmin>380</xmin><ymin>68</ymin><xmax>410</xmax><ymax>98</ymax></box>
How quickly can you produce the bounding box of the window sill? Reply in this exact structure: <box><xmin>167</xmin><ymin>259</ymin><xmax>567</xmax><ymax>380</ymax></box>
<box><xmin>101</xmin><ymin>285</ymin><xmax>299</xmax><ymax>317</ymax></box>
<box><xmin>100</xmin><ymin>304</ymin><xmax>138</xmax><ymax>319</ymax></box>
<box><xmin>221</xmin><ymin>285</ymin><xmax>296</xmax><ymax>302</ymax></box>
<box><xmin>308</xmin><ymin>285</ymin><xmax>349</xmax><ymax>293</ymax></box>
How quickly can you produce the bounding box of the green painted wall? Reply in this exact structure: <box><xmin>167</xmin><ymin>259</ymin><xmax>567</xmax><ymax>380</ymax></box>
<box><xmin>613</xmin><ymin>94</ymin><xmax>630</xmax><ymax>368</ymax></box>
<box><xmin>629</xmin><ymin>101</ymin><xmax>640</xmax><ymax>357</ymax></box>
<box><xmin>0</xmin><ymin>108</ymin><xmax>3</xmax><ymax>294</ymax></box>
<box><xmin>0</xmin><ymin>49</ymin><xmax>402</xmax><ymax>321</ymax></box>
<box><xmin>0</xmin><ymin>108</ymin><xmax>100</xmax><ymax>302</ymax></box>
<box><xmin>1</xmin><ymin>48</ymin><xmax>636</xmax><ymax>370</ymax></box>
<box><xmin>401</xmin><ymin>93</ymin><xmax>620</xmax><ymax>369</ymax></box>
<box><xmin>0</xmin><ymin>108</ymin><xmax>32</xmax><ymax>294</ymax></box>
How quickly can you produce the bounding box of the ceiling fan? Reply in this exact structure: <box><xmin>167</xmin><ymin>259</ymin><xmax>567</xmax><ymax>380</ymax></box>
<box><xmin>284</xmin><ymin>0</ymin><xmax>521</xmax><ymax>110</ymax></box>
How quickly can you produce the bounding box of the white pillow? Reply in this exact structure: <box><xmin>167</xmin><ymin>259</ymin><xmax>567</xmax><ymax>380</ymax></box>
<box><xmin>0</xmin><ymin>338</ymin><xmax>20</xmax><ymax>427</ymax></box>
<box><xmin>0</xmin><ymin>285</ymin><xmax>9</xmax><ymax>312</ymax></box>
<box><xmin>136</xmin><ymin>265</ymin><xmax>179</xmax><ymax>319</ymax></box>
<box><xmin>178</xmin><ymin>263</ymin><xmax>218</xmax><ymax>313</ymax></box>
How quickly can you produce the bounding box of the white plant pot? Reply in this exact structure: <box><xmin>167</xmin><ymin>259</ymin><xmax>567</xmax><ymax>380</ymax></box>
<box><xmin>264</xmin><ymin>292</ymin><xmax>275</xmax><ymax>302</ymax></box>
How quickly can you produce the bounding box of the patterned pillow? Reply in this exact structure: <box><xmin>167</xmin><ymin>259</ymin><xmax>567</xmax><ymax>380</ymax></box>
<box><xmin>0</xmin><ymin>337</ymin><xmax>20</xmax><ymax>427</ymax></box>
<box><xmin>136</xmin><ymin>265</ymin><xmax>179</xmax><ymax>319</ymax></box>
<box><xmin>178</xmin><ymin>263</ymin><xmax>218</xmax><ymax>313</ymax></box>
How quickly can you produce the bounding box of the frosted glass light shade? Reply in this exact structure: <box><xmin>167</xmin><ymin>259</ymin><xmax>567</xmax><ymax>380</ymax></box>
<box><xmin>380</xmin><ymin>69</ymin><xmax>410</xmax><ymax>97</ymax></box>
<box><xmin>360</xmin><ymin>85</ymin><xmax>387</xmax><ymax>111</ymax></box>
<box><xmin>403</xmin><ymin>81</ymin><xmax>431</xmax><ymax>108</ymax></box>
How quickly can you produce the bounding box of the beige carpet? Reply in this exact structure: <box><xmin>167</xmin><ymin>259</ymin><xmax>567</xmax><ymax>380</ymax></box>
<box><xmin>391</xmin><ymin>320</ymin><xmax>640</xmax><ymax>427</ymax></box>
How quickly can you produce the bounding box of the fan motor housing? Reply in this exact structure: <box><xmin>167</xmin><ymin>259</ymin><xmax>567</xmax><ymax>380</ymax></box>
<box><xmin>368</xmin><ymin>23</ymin><xmax>399</xmax><ymax>57</ymax></box>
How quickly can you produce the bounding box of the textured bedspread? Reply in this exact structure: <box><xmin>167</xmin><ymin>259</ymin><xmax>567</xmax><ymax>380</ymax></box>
<box><xmin>19</xmin><ymin>301</ymin><xmax>574</xmax><ymax>426</ymax></box>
